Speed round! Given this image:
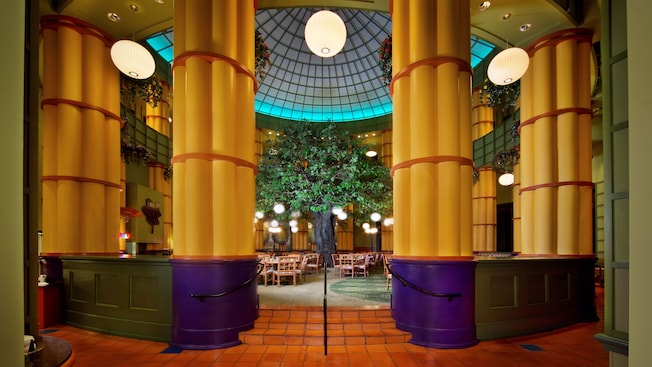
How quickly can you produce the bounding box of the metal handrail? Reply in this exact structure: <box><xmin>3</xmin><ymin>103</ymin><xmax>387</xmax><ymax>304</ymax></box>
<box><xmin>190</xmin><ymin>262</ymin><xmax>265</xmax><ymax>302</ymax></box>
<box><xmin>385</xmin><ymin>262</ymin><xmax>461</xmax><ymax>302</ymax></box>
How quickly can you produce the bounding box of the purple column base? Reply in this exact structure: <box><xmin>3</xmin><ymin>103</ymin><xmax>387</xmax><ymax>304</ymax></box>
<box><xmin>391</xmin><ymin>258</ymin><xmax>478</xmax><ymax>349</ymax></box>
<box><xmin>170</xmin><ymin>258</ymin><xmax>259</xmax><ymax>349</ymax></box>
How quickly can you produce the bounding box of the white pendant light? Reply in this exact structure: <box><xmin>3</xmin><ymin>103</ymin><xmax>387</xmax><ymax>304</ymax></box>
<box><xmin>487</xmin><ymin>13</ymin><xmax>529</xmax><ymax>86</ymax></box>
<box><xmin>304</xmin><ymin>10</ymin><xmax>347</xmax><ymax>58</ymax></box>
<box><xmin>111</xmin><ymin>40</ymin><xmax>156</xmax><ymax>79</ymax></box>
<box><xmin>487</xmin><ymin>47</ymin><xmax>529</xmax><ymax>85</ymax></box>
<box><xmin>498</xmin><ymin>172</ymin><xmax>515</xmax><ymax>186</ymax></box>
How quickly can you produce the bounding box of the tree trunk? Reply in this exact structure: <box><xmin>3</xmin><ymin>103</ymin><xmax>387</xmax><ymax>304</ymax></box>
<box><xmin>313</xmin><ymin>211</ymin><xmax>336</xmax><ymax>267</ymax></box>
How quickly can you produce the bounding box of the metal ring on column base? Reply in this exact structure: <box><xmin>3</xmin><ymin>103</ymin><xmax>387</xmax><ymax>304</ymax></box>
<box><xmin>390</xmin><ymin>257</ymin><xmax>478</xmax><ymax>349</ymax></box>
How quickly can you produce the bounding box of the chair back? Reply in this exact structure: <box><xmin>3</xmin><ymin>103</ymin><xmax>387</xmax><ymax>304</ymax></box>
<box><xmin>277</xmin><ymin>256</ymin><xmax>297</xmax><ymax>273</ymax></box>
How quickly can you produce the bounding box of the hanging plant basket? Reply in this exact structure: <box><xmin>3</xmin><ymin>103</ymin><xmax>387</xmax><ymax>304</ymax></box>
<box><xmin>120</xmin><ymin>73</ymin><xmax>164</xmax><ymax>108</ymax></box>
<box><xmin>482</xmin><ymin>78</ymin><xmax>520</xmax><ymax>112</ymax></box>
<box><xmin>255</xmin><ymin>30</ymin><xmax>272</xmax><ymax>84</ymax></box>
<box><xmin>120</xmin><ymin>116</ymin><xmax>152</xmax><ymax>166</ymax></box>
<box><xmin>378</xmin><ymin>34</ymin><xmax>392</xmax><ymax>86</ymax></box>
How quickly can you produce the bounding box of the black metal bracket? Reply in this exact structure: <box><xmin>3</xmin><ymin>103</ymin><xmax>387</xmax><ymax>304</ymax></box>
<box><xmin>190</xmin><ymin>262</ymin><xmax>265</xmax><ymax>302</ymax></box>
<box><xmin>385</xmin><ymin>262</ymin><xmax>461</xmax><ymax>302</ymax></box>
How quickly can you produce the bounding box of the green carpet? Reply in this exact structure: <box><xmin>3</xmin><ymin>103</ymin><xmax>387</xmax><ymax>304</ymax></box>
<box><xmin>329</xmin><ymin>274</ymin><xmax>391</xmax><ymax>304</ymax></box>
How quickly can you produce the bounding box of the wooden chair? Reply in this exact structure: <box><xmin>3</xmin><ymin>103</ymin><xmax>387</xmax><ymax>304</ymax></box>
<box><xmin>383</xmin><ymin>255</ymin><xmax>392</xmax><ymax>290</ymax></box>
<box><xmin>273</xmin><ymin>256</ymin><xmax>297</xmax><ymax>287</ymax></box>
<box><xmin>295</xmin><ymin>255</ymin><xmax>310</xmax><ymax>282</ymax></box>
<box><xmin>305</xmin><ymin>253</ymin><xmax>322</xmax><ymax>274</ymax></box>
<box><xmin>331</xmin><ymin>253</ymin><xmax>341</xmax><ymax>275</ymax></box>
<box><xmin>354</xmin><ymin>254</ymin><xmax>370</xmax><ymax>277</ymax></box>
<box><xmin>259</xmin><ymin>256</ymin><xmax>275</xmax><ymax>286</ymax></box>
<box><xmin>339</xmin><ymin>254</ymin><xmax>355</xmax><ymax>277</ymax></box>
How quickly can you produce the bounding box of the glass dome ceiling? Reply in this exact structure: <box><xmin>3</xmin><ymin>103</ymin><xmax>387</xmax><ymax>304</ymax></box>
<box><xmin>146</xmin><ymin>8</ymin><xmax>495</xmax><ymax>123</ymax></box>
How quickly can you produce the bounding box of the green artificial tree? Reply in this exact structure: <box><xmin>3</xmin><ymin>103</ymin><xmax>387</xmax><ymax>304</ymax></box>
<box><xmin>256</xmin><ymin>120</ymin><xmax>392</xmax><ymax>266</ymax></box>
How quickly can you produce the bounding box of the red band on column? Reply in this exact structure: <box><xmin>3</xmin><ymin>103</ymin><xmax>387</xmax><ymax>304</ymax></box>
<box><xmin>525</xmin><ymin>28</ymin><xmax>593</xmax><ymax>55</ymax></box>
<box><xmin>42</xmin><ymin>175</ymin><xmax>122</xmax><ymax>190</ymax></box>
<box><xmin>390</xmin><ymin>56</ymin><xmax>472</xmax><ymax>96</ymax></box>
<box><xmin>41</xmin><ymin>98</ymin><xmax>121</xmax><ymax>122</ymax></box>
<box><xmin>40</xmin><ymin>15</ymin><xmax>114</xmax><ymax>47</ymax></box>
<box><xmin>472</xmin><ymin>120</ymin><xmax>494</xmax><ymax>127</ymax></box>
<box><xmin>171</xmin><ymin>152</ymin><xmax>258</xmax><ymax>175</ymax></box>
<box><xmin>519</xmin><ymin>180</ymin><xmax>593</xmax><ymax>193</ymax></box>
<box><xmin>390</xmin><ymin>156</ymin><xmax>474</xmax><ymax>177</ymax></box>
<box><xmin>173</xmin><ymin>51</ymin><xmax>259</xmax><ymax>93</ymax></box>
<box><xmin>519</xmin><ymin>107</ymin><xmax>592</xmax><ymax>132</ymax></box>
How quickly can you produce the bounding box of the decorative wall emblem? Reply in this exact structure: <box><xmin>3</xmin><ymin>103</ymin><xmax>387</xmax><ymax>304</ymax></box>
<box><xmin>142</xmin><ymin>198</ymin><xmax>161</xmax><ymax>233</ymax></box>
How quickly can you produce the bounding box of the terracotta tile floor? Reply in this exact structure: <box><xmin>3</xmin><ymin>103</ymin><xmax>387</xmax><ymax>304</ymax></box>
<box><xmin>42</xmin><ymin>288</ymin><xmax>607</xmax><ymax>367</ymax></box>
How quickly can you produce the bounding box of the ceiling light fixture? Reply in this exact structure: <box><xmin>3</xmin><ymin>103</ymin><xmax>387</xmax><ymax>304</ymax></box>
<box><xmin>107</xmin><ymin>12</ymin><xmax>121</xmax><ymax>22</ymax></box>
<box><xmin>110</xmin><ymin>4</ymin><xmax>155</xmax><ymax>79</ymax></box>
<box><xmin>479</xmin><ymin>1</ymin><xmax>491</xmax><ymax>11</ymax></box>
<box><xmin>304</xmin><ymin>10</ymin><xmax>347</xmax><ymax>58</ymax></box>
<box><xmin>487</xmin><ymin>13</ymin><xmax>529</xmax><ymax>86</ymax></box>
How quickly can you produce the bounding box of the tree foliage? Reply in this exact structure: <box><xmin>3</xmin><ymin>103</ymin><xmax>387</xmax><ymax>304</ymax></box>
<box><xmin>256</xmin><ymin>120</ymin><xmax>392</xmax><ymax>264</ymax></box>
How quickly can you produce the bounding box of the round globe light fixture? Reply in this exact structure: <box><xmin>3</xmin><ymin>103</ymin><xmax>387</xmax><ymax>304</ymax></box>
<box><xmin>110</xmin><ymin>40</ymin><xmax>155</xmax><ymax>79</ymax></box>
<box><xmin>273</xmin><ymin>203</ymin><xmax>285</xmax><ymax>214</ymax></box>
<box><xmin>498</xmin><ymin>172</ymin><xmax>515</xmax><ymax>186</ymax></box>
<box><xmin>487</xmin><ymin>47</ymin><xmax>529</xmax><ymax>85</ymax></box>
<box><xmin>304</xmin><ymin>10</ymin><xmax>347</xmax><ymax>58</ymax></box>
<box><xmin>370</xmin><ymin>212</ymin><xmax>382</xmax><ymax>222</ymax></box>
<box><xmin>337</xmin><ymin>212</ymin><xmax>348</xmax><ymax>220</ymax></box>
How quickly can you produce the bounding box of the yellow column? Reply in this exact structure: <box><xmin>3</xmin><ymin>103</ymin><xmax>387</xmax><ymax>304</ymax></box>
<box><xmin>40</xmin><ymin>16</ymin><xmax>121</xmax><ymax>254</ymax></box>
<box><xmin>380</xmin><ymin>129</ymin><xmax>394</xmax><ymax>252</ymax></box>
<box><xmin>254</xmin><ymin>219</ymin><xmax>264</xmax><ymax>251</ymax></box>
<box><xmin>172</xmin><ymin>1</ymin><xmax>256</xmax><ymax>256</ymax></box>
<box><xmin>471</xmin><ymin>87</ymin><xmax>494</xmax><ymax>140</ymax></box>
<box><xmin>471</xmin><ymin>87</ymin><xmax>496</xmax><ymax>252</ymax></box>
<box><xmin>512</xmin><ymin>162</ymin><xmax>522</xmax><ymax>253</ymax></box>
<box><xmin>472</xmin><ymin>169</ymin><xmax>497</xmax><ymax>251</ymax></box>
<box><xmin>391</xmin><ymin>0</ymin><xmax>472</xmax><ymax>257</ymax></box>
<box><xmin>520</xmin><ymin>29</ymin><xmax>594</xmax><ymax>255</ymax></box>
<box><xmin>381</xmin><ymin>129</ymin><xmax>393</xmax><ymax>168</ymax></box>
<box><xmin>149</xmin><ymin>164</ymin><xmax>172</xmax><ymax>250</ymax></box>
<box><xmin>294</xmin><ymin>221</ymin><xmax>309</xmax><ymax>251</ymax></box>
<box><xmin>391</xmin><ymin>0</ymin><xmax>411</xmax><ymax>256</ymax></box>
<box><xmin>336</xmin><ymin>219</ymin><xmax>353</xmax><ymax>251</ymax></box>
<box><xmin>145</xmin><ymin>81</ymin><xmax>171</xmax><ymax>137</ymax></box>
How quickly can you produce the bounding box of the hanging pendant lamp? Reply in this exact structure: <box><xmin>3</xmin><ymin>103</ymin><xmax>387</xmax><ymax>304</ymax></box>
<box><xmin>487</xmin><ymin>13</ymin><xmax>529</xmax><ymax>86</ymax></box>
<box><xmin>111</xmin><ymin>40</ymin><xmax>156</xmax><ymax>79</ymax></box>
<box><xmin>498</xmin><ymin>172</ymin><xmax>515</xmax><ymax>186</ymax></box>
<box><xmin>109</xmin><ymin>4</ymin><xmax>155</xmax><ymax>79</ymax></box>
<box><xmin>304</xmin><ymin>10</ymin><xmax>347</xmax><ymax>58</ymax></box>
<box><xmin>487</xmin><ymin>47</ymin><xmax>529</xmax><ymax>85</ymax></box>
